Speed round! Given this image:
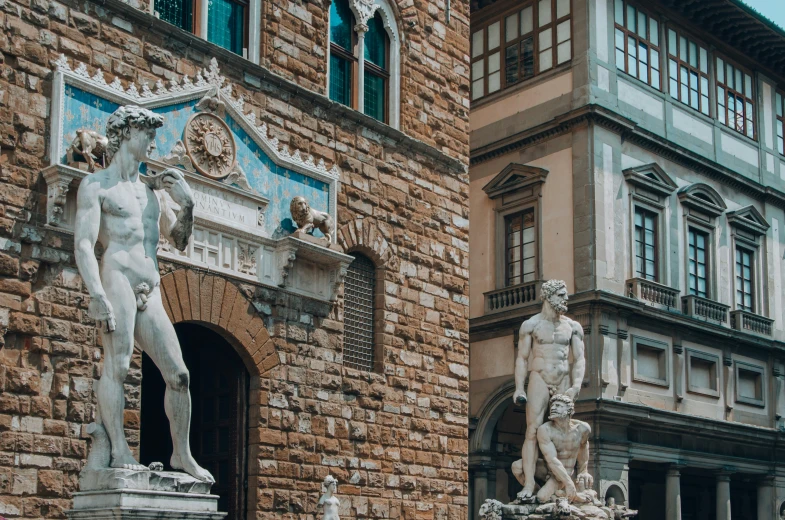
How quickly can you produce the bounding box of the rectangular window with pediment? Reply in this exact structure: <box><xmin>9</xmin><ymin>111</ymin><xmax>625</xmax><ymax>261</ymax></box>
<box><xmin>505</xmin><ymin>209</ymin><xmax>537</xmax><ymax>286</ymax></box>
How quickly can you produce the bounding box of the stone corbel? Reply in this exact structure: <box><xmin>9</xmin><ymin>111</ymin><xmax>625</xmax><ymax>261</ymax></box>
<box><xmin>329</xmin><ymin>264</ymin><xmax>349</xmax><ymax>303</ymax></box>
<box><xmin>673</xmin><ymin>342</ymin><xmax>684</xmax><ymax>404</ymax></box>
<box><xmin>42</xmin><ymin>164</ymin><xmax>87</xmax><ymax>228</ymax></box>
<box><xmin>276</xmin><ymin>244</ymin><xmax>297</xmax><ymax>288</ymax></box>
<box><xmin>723</xmin><ymin>354</ymin><xmax>734</xmax><ymax>415</ymax></box>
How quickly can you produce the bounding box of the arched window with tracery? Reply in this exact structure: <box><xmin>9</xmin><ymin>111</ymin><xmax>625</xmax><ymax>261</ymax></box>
<box><xmin>328</xmin><ymin>0</ymin><xmax>400</xmax><ymax>128</ymax></box>
<box><xmin>343</xmin><ymin>253</ymin><xmax>377</xmax><ymax>371</ymax></box>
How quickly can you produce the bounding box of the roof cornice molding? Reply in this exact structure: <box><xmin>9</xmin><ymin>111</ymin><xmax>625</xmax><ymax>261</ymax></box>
<box><xmin>470</xmin><ymin>104</ymin><xmax>785</xmax><ymax>209</ymax></box>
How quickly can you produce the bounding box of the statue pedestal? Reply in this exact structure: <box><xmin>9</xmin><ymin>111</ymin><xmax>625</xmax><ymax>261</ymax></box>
<box><xmin>67</xmin><ymin>469</ymin><xmax>225</xmax><ymax>520</ymax></box>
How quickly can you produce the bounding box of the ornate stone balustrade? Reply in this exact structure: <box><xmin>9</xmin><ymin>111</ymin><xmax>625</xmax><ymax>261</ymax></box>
<box><xmin>484</xmin><ymin>281</ymin><xmax>540</xmax><ymax>313</ymax></box>
<box><xmin>626</xmin><ymin>277</ymin><xmax>679</xmax><ymax>309</ymax></box>
<box><xmin>681</xmin><ymin>295</ymin><xmax>730</xmax><ymax>324</ymax></box>
<box><xmin>730</xmin><ymin>310</ymin><xmax>774</xmax><ymax>337</ymax></box>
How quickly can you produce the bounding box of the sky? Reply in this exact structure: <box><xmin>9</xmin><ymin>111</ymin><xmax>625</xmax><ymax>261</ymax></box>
<box><xmin>741</xmin><ymin>0</ymin><xmax>785</xmax><ymax>30</ymax></box>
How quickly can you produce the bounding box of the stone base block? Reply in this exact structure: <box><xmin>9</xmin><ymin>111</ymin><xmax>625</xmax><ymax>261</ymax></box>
<box><xmin>79</xmin><ymin>468</ymin><xmax>212</xmax><ymax>494</ymax></box>
<box><xmin>67</xmin><ymin>489</ymin><xmax>225</xmax><ymax>520</ymax></box>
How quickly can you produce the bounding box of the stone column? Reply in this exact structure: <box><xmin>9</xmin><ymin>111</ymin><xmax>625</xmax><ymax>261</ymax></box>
<box><xmin>757</xmin><ymin>476</ymin><xmax>775</xmax><ymax>520</ymax></box>
<box><xmin>716</xmin><ymin>473</ymin><xmax>732</xmax><ymax>520</ymax></box>
<box><xmin>665</xmin><ymin>466</ymin><xmax>682</xmax><ymax>520</ymax></box>
<box><xmin>472</xmin><ymin>470</ymin><xmax>488</xmax><ymax>520</ymax></box>
<box><xmin>355</xmin><ymin>24</ymin><xmax>367</xmax><ymax>113</ymax></box>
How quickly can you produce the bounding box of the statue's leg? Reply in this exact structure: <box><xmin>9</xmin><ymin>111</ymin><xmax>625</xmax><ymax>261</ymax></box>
<box><xmin>536</xmin><ymin>476</ymin><xmax>559</xmax><ymax>503</ymax></box>
<box><xmin>134</xmin><ymin>286</ymin><xmax>214</xmax><ymax>483</ymax></box>
<box><xmin>520</xmin><ymin>372</ymin><xmax>549</xmax><ymax>498</ymax></box>
<box><xmin>98</xmin><ymin>272</ymin><xmax>146</xmax><ymax>470</ymax></box>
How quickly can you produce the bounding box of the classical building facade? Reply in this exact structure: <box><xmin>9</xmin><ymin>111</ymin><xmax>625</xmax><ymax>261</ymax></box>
<box><xmin>468</xmin><ymin>0</ymin><xmax>785</xmax><ymax>519</ymax></box>
<box><xmin>0</xmin><ymin>0</ymin><xmax>471</xmax><ymax>517</ymax></box>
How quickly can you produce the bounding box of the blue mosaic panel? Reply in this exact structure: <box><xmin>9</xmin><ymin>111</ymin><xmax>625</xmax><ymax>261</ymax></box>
<box><xmin>60</xmin><ymin>84</ymin><xmax>331</xmax><ymax>239</ymax></box>
<box><xmin>226</xmin><ymin>117</ymin><xmax>329</xmax><ymax>238</ymax></box>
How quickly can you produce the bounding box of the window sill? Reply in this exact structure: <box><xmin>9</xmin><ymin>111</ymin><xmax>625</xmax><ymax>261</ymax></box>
<box><xmin>471</xmin><ymin>62</ymin><xmax>573</xmax><ymax>109</ymax></box>
<box><xmin>687</xmin><ymin>386</ymin><xmax>720</xmax><ymax>399</ymax></box>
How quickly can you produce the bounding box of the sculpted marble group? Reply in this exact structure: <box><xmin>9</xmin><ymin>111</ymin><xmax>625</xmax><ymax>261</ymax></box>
<box><xmin>478</xmin><ymin>280</ymin><xmax>638</xmax><ymax>519</ymax></box>
<box><xmin>74</xmin><ymin>105</ymin><xmax>212</xmax><ymax>482</ymax></box>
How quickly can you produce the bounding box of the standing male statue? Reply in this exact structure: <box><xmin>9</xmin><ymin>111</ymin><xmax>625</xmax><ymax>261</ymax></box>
<box><xmin>74</xmin><ymin>105</ymin><xmax>213</xmax><ymax>482</ymax></box>
<box><xmin>511</xmin><ymin>280</ymin><xmax>585</xmax><ymax>501</ymax></box>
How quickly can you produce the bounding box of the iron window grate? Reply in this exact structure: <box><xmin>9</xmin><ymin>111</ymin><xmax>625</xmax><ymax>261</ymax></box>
<box><xmin>344</xmin><ymin>254</ymin><xmax>376</xmax><ymax>371</ymax></box>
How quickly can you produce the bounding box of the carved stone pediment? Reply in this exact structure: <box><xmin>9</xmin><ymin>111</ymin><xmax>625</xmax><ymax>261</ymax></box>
<box><xmin>482</xmin><ymin>163</ymin><xmax>549</xmax><ymax>200</ymax></box>
<box><xmin>677</xmin><ymin>183</ymin><xmax>727</xmax><ymax>218</ymax></box>
<box><xmin>623</xmin><ymin>163</ymin><xmax>677</xmax><ymax>198</ymax></box>
<box><xmin>726</xmin><ymin>205</ymin><xmax>770</xmax><ymax>237</ymax></box>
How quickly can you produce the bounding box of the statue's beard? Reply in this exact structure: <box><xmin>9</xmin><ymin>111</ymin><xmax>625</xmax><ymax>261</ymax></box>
<box><xmin>547</xmin><ymin>296</ymin><xmax>568</xmax><ymax>314</ymax></box>
<box><xmin>549</xmin><ymin>408</ymin><xmax>571</xmax><ymax>420</ymax></box>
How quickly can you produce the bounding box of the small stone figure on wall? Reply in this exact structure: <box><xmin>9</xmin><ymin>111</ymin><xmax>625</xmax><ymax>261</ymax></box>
<box><xmin>318</xmin><ymin>475</ymin><xmax>340</xmax><ymax>520</ymax></box>
<box><xmin>67</xmin><ymin>129</ymin><xmax>109</xmax><ymax>172</ymax></box>
<box><xmin>290</xmin><ymin>195</ymin><xmax>335</xmax><ymax>242</ymax></box>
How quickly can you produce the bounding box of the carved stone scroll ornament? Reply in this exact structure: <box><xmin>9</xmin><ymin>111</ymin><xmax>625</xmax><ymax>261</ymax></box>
<box><xmin>160</xmin><ymin>140</ymin><xmax>195</xmax><ymax>172</ymax></box>
<box><xmin>290</xmin><ymin>196</ymin><xmax>335</xmax><ymax>243</ymax></box>
<box><xmin>277</xmin><ymin>245</ymin><xmax>297</xmax><ymax>288</ymax></box>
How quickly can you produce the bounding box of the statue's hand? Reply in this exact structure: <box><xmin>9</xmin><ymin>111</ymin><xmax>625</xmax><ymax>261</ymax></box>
<box><xmin>89</xmin><ymin>294</ymin><xmax>116</xmax><ymax>333</ymax></box>
<box><xmin>565</xmin><ymin>481</ymin><xmax>579</xmax><ymax>502</ymax></box>
<box><xmin>160</xmin><ymin>168</ymin><xmax>194</xmax><ymax>208</ymax></box>
<box><xmin>577</xmin><ymin>472</ymin><xmax>594</xmax><ymax>493</ymax></box>
<box><xmin>513</xmin><ymin>390</ymin><xmax>527</xmax><ymax>406</ymax></box>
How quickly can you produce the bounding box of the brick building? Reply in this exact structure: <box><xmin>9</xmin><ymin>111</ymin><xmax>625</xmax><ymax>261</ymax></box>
<box><xmin>467</xmin><ymin>0</ymin><xmax>785</xmax><ymax>519</ymax></box>
<box><xmin>0</xmin><ymin>0</ymin><xmax>471</xmax><ymax>516</ymax></box>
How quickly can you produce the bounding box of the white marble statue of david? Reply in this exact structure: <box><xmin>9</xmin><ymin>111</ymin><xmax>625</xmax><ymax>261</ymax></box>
<box><xmin>74</xmin><ymin>105</ymin><xmax>213</xmax><ymax>482</ymax></box>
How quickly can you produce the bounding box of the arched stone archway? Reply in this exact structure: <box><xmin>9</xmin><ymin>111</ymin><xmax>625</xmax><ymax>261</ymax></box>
<box><xmin>159</xmin><ymin>269</ymin><xmax>278</xmax><ymax>377</ymax></box>
<box><xmin>157</xmin><ymin>268</ymin><xmax>276</xmax><ymax>520</ymax></box>
<box><xmin>337</xmin><ymin>218</ymin><xmax>396</xmax><ymax>269</ymax></box>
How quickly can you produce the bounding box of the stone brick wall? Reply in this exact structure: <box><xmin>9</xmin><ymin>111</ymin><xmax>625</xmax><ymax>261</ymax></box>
<box><xmin>0</xmin><ymin>0</ymin><xmax>470</xmax><ymax>517</ymax></box>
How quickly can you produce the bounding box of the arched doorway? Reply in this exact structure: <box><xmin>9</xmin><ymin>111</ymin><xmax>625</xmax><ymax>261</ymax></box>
<box><xmin>140</xmin><ymin>323</ymin><xmax>250</xmax><ymax>519</ymax></box>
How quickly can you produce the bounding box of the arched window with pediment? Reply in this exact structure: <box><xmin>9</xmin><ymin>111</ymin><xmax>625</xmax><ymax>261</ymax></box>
<box><xmin>328</xmin><ymin>0</ymin><xmax>401</xmax><ymax>128</ymax></box>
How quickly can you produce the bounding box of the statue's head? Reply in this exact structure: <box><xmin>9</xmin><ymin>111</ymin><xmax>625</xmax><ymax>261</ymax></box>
<box><xmin>541</xmin><ymin>279</ymin><xmax>568</xmax><ymax>314</ymax></box>
<box><xmin>322</xmin><ymin>475</ymin><xmax>338</xmax><ymax>493</ymax></box>
<box><xmin>607</xmin><ymin>497</ymin><xmax>616</xmax><ymax>507</ymax></box>
<box><xmin>290</xmin><ymin>196</ymin><xmax>311</xmax><ymax>225</ymax></box>
<box><xmin>106</xmin><ymin>105</ymin><xmax>164</xmax><ymax>164</ymax></box>
<box><xmin>548</xmin><ymin>394</ymin><xmax>575</xmax><ymax>420</ymax></box>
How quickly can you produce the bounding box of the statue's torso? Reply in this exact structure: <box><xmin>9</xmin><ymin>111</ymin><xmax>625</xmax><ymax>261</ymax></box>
<box><xmin>546</xmin><ymin>421</ymin><xmax>586</xmax><ymax>471</ymax></box>
<box><xmin>529</xmin><ymin>317</ymin><xmax>573</xmax><ymax>385</ymax></box>
<box><xmin>97</xmin><ymin>175</ymin><xmax>162</xmax><ymax>289</ymax></box>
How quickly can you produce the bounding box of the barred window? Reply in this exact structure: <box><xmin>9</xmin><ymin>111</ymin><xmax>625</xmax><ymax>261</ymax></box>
<box><xmin>667</xmin><ymin>28</ymin><xmax>709</xmax><ymax>116</ymax></box>
<box><xmin>776</xmin><ymin>91</ymin><xmax>784</xmax><ymax>156</ymax></box>
<box><xmin>614</xmin><ymin>0</ymin><xmax>660</xmax><ymax>89</ymax></box>
<box><xmin>471</xmin><ymin>0</ymin><xmax>571</xmax><ymax>100</ymax></box>
<box><xmin>343</xmin><ymin>253</ymin><xmax>376</xmax><ymax>371</ymax></box>
<box><xmin>716</xmin><ymin>56</ymin><xmax>755</xmax><ymax>139</ymax></box>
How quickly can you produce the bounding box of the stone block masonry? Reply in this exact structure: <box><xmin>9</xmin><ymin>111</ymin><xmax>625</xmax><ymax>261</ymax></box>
<box><xmin>0</xmin><ymin>0</ymin><xmax>469</xmax><ymax>515</ymax></box>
